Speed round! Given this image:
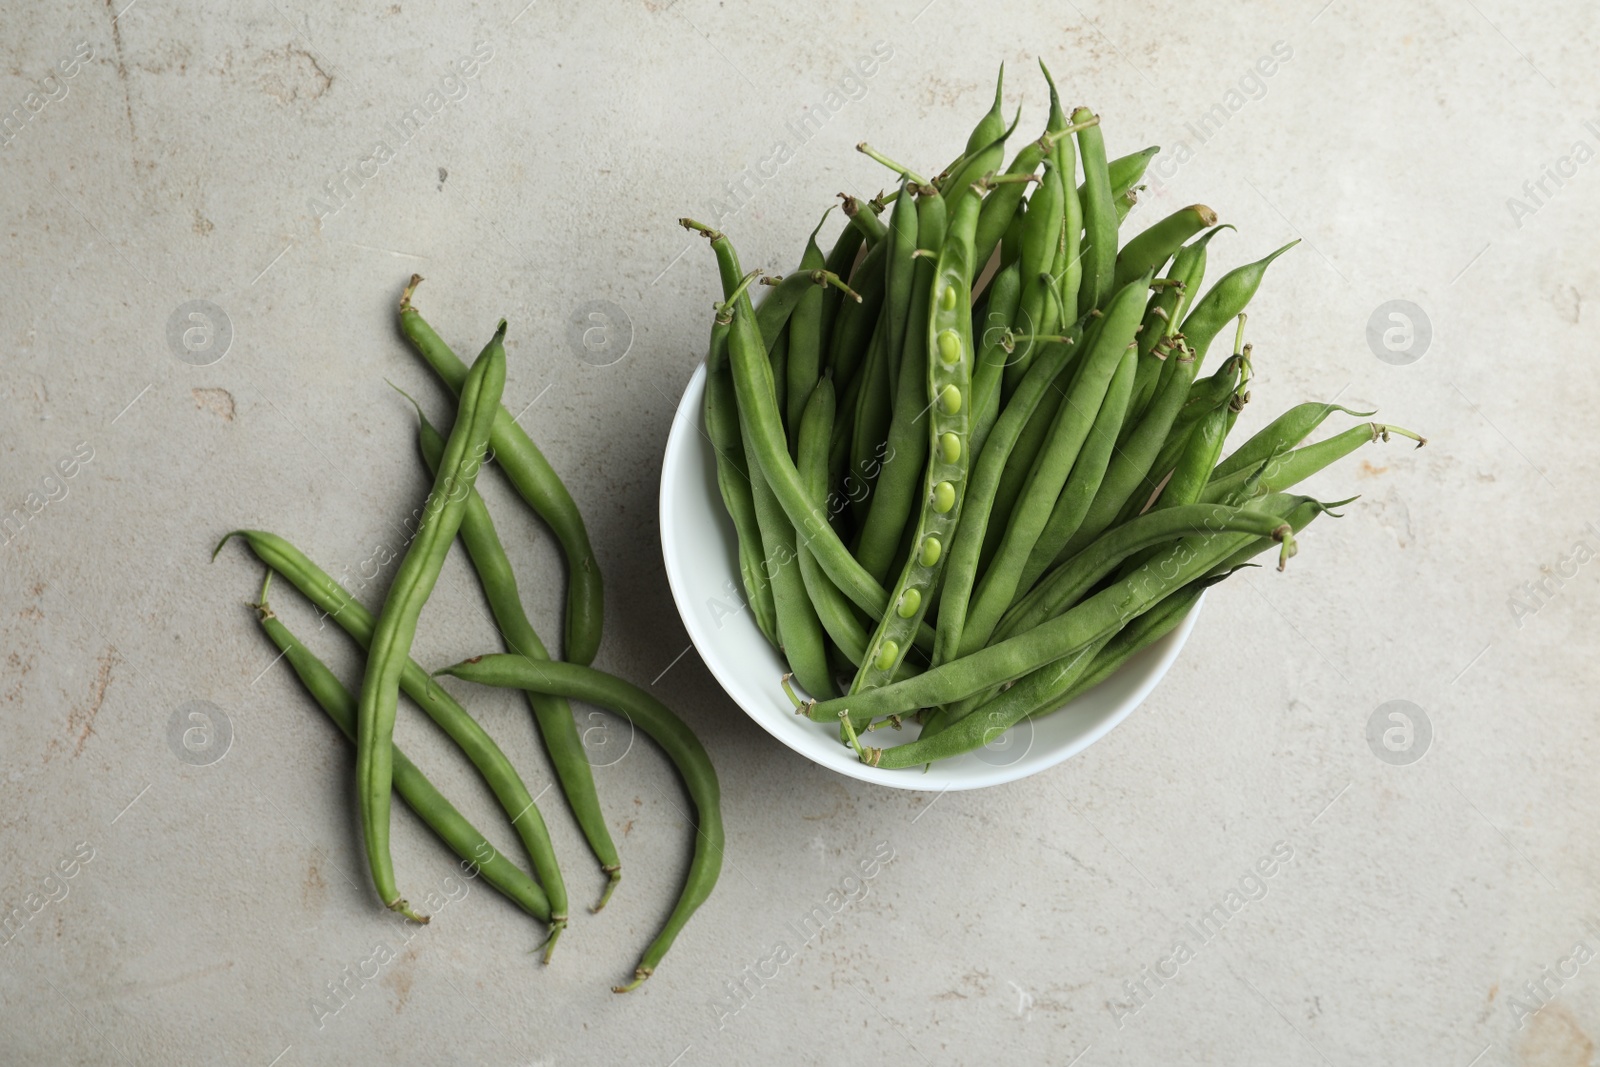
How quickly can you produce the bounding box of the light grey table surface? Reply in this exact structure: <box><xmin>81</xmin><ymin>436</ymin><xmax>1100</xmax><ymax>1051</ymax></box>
<box><xmin>4</xmin><ymin>1</ymin><xmax>1599</xmax><ymax>1064</ymax></box>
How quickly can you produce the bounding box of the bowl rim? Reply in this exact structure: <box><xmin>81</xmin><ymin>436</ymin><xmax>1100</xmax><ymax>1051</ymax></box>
<box><xmin>659</xmin><ymin>362</ymin><xmax>1202</xmax><ymax>790</ymax></box>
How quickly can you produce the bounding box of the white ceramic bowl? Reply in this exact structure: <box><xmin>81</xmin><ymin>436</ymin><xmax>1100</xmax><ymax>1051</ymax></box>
<box><xmin>659</xmin><ymin>364</ymin><xmax>1201</xmax><ymax>790</ymax></box>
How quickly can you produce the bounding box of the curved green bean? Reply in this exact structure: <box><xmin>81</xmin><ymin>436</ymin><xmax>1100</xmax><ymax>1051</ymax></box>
<box><xmin>414</xmin><ymin>410</ymin><xmax>622</xmax><ymax>911</ymax></box>
<box><xmin>1012</xmin><ymin>343</ymin><xmax>1138</xmax><ymax>603</ymax></box>
<box><xmin>353</xmin><ymin>324</ymin><xmax>503</xmax><ymax>922</ymax></box>
<box><xmin>214</xmin><ymin>529</ymin><xmax>569</xmax><ymax>949</ymax></box>
<box><xmin>400</xmin><ymin>279</ymin><xmax>604</xmax><ymax>667</ymax></box>
<box><xmin>435</xmin><ymin>655</ymin><xmax>722</xmax><ymax>994</ymax></box>
<box><xmin>252</xmin><ymin>573</ymin><xmax>553</xmax><ymax>929</ymax></box>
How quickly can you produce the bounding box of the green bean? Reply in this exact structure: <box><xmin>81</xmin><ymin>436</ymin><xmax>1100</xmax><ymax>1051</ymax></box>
<box><xmin>853</xmin><ymin>187</ymin><xmax>946</xmax><ymax>584</ymax></box>
<box><xmin>400</xmin><ymin>280</ymin><xmax>604</xmax><ymax>667</ymax></box>
<box><xmin>1126</xmin><ymin>227</ymin><xmax>1229</xmax><ymax>422</ymax></box>
<box><xmin>950</xmin><ymin>105</ymin><xmax>1021</xmax><ymax>198</ymax></box>
<box><xmin>349</xmin><ymin>324</ymin><xmax>503</xmax><ymax>921</ymax></box>
<box><xmin>796</xmin><ymin>377</ymin><xmax>870</xmax><ymax>665</ymax></box>
<box><xmin>414</xmin><ymin>409</ymin><xmax>622</xmax><ymax>911</ymax></box>
<box><xmin>766</xmin><ymin>323</ymin><xmax>789</xmax><ymax>421</ymax></box>
<box><xmin>1013</xmin><ymin>342</ymin><xmax>1138</xmax><ymax>603</ymax></box>
<box><xmin>968</xmin><ymin>259</ymin><xmax>1024</xmax><ymax>457</ymax></box>
<box><xmin>840</xmin><ymin>194</ymin><xmax>888</xmax><ymax>246</ymax></box>
<box><xmin>214</xmin><ymin>529</ymin><xmax>569</xmax><ymax>947</ymax></box>
<box><xmin>1074</xmin><ymin>107</ymin><xmax>1117</xmax><ymax>316</ymax></box>
<box><xmin>827</xmin><ymin>239</ymin><xmax>888</xmax><ymax>389</ymax></box>
<box><xmin>705</xmin><ymin>323</ymin><xmax>779</xmax><ymax>646</ymax></box>
<box><xmin>979</xmin><ymin>339</ymin><xmax>1077</xmax><ymax>572</ymax></box>
<box><xmin>685</xmin><ymin>224</ymin><xmax>782</xmax><ymax>643</ymax></box>
<box><xmin>1080</xmin><ymin>145</ymin><xmax>1159</xmax><ymax>207</ymax></box>
<box><xmin>932</xmin><ymin>335</ymin><xmax>1082</xmax><ymax>667</ymax></box>
<box><xmin>742</xmin><ymin>358</ymin><xmax>835</xmax><ymax>699</ymax></box>
<box><xmin>808</xmin><ymin>516</ymin><xmax>1289</xmax><ymax>726</ymax></box>
<box><xmin>1001</xmin><ymin>195</ymin><xmax>1028</xmax><ymax>266</ymax></box>
<box><xmin>1036</xmin><ymin>63</ymin><xmax>1083</xmax><ymax>330</ymax></box>
<box><xmin>1150</xmin><ymin>393</ymin><xmax>1235</xmax><ymax>511</ymax></box>
<box><xmin>686</xmin><ymin>221</ymin><xmax>938</xmax><ymax>649</ymax></box>
<box><xmin>952</xmin><ymin>498</ymin><xmax>1305</xmax><ymax>723</ymax></box>
<box><xmin>848</xmin><ymin>312</ymin><xmax>894</xmax><ymax>527</ymax></box>
<box><xmin>1112</xmin><ymin>205</ymin><xmax>1218</xmax><ymax>293</ymax></box>
<box><xmin>251</xmin><ymin>573</ymin><xmax>554</xmax><ymax>930</ymax></box>
<box><xmin>999</xmin><ymin>157</ymin><xmax>1065</xmax><ymax>394</ymax></box>
<box><xmin>1199</xmin><ymin>422</ymin><xmax>1426</xmax><ymax>504</ymax></box>
<box><xmin>785</xmin><ymin>226</ymin><xmax>830</xmax><ymax>450</ymax></box>
<box><xmin>1124</xmin><ymin>354</ymin><xmax>1244</xmax><ymax>521</ymax></box>
<box><xmin>935</xmin><ymin>65</ymin><xmax>1007</xmax><ymax>198</ymax></box>
<box><xmin>1058</xmin><ymin>342</ymin><xmax>1198</xmax><ymax>562</ymax></box>
<box><xmin>848</xmin><ymin>180</ymin><xmax>981</xmax><ymax>697</ymax></box>
<box><xmin>1179</xmin><ymin>240</ymin><xmax>1298</xmax><ymax>370</ymax></box>
<box><xmin>961</xmin><ymin>274</ymin><xmax>1152</xmax><ymax>655</ymax></box>
<box><xmin>971</xmin><ymin>147</ymin><xmax>1042</xmax><ymax>274</ymax></box>
<box><xmin>1025</xmin><ymin>582</ymin><xmax>1207</xmax><ymax>721</ymax></box>
<box><xmin>818</xmin><ymin>222</ymin><xmax>866</xmax><ymax>363</ymax></box>
<box><xmin>880</xmin><ymin>179</ymin><xmax>921</xmax><ymax>405</ymax></box>
<box><xmin>434</xmin><ymin>655</ymin><xmax>722</xmax><ymax>994</ymax></box>
<box><xmin>1212</xmin><ymin>401</ymin><xmax>1376</xmax><ymax>481</ymax></box>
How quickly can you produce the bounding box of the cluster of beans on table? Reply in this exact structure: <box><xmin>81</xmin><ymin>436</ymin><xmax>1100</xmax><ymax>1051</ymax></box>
<box><xmin>688</xmin><ymin>62</ymin><xmax>1424</xmax><ymax>769</ymax></box>
<box><xmin>216</xmin><ymin>281</ymin><xmax>720</xmax><ymax>992</ymax></box>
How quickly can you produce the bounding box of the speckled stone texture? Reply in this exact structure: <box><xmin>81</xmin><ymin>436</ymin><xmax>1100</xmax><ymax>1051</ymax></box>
<box><xmin>2</xmin><ymin>1</ymin><xmax>1598</xmax><ymax>1064</ymax></box>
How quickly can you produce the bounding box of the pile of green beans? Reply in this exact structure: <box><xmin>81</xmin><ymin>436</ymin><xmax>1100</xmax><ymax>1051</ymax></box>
<box><xmin>215</xmin><ymin>286</ymin><xmax>721</xmax><ymax>991</ymax></box>
<box><xmin>686</xmin><ymin>62</ymin><xmax>1425</xmax><ymax>769</ymax></box>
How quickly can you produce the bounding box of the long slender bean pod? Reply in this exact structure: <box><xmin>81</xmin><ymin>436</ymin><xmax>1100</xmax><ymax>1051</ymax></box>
<box><xmin>400</xmin><ymin>279</ymin><xmax>604</xmax><ymax>666</ymax></box>
<box><xmin>1212</xmin><ymin>401</ymin><xmax>1376</xmax><ymax>481</ymax></box>
<box><xmin>785</xmin><ymin>225</ymin><xmax>830</xmax><ymax>451</ymax></box>
<box><xmin>796</xmin><ymin>377</ymin><xmax>871</xmax><ymax>665</ymax></box>
<box><xmin>705</xmin><ymin>323</ymin><xmax>779</xmax><ymax>645</ymax></box>
<box><xmin>252</xmin><ymin>574</ymin><xmax>553</xmax><ymax>928</ymax></box>
<box><xmin>849</xmin><ymin>183</ymin><xmax>982</xmax><ymax>696</ymax></box>
<box><xmin>853</xmin><ymin>187</ymin><xmax>946</xmax><ymax>584</ymax></box>
<box><xmin>808</xmin><ymin>520</ymin><xmax>1289</xmax><ymax>726</ymax></box>
<box><xmin>1074</xmin><ymin>107</ymin><xmax>1117</xmax><ymax>316</ymax></box>
<box><xmin>968</xmin><ymin>259</ymin><xmax>1024</xmax><ymax>457</ymax></box>
<box><xmin>415</xmin><ymin>411</ymin><xmax>623</xmax><ymax>910</ymax></box>
<box><xmin>214</xmin><ymin>529</ymin><xmax>569</xmax><ymax>946</ymax></box>
<box><xmin>351</xmin><ymin>326</ymin><xmax>503</xmax><ymax>921</ymax></box>
<box><xmin>961</xmin><ymin>274</ymin><xmax>1152</xmax><ymax>655</ymax></box>
<box><xmin>743</xmin><ymin>377</ymin><xmax>835</xmax><ymax>698</ymax></box>
<box><xmin>435</xmin><ymin>655</ymin><xmax>722</xmax><ymax>994</ymax></box>
<box><xmin>1013</xmin><ymin>343</ymin><xmax>1138</xmax><ymax>602</ymax></box>
<box><xmin>1199</xmin><ymin>422</ymin><xmax>1426</xmax><ymax>504</ymax></box>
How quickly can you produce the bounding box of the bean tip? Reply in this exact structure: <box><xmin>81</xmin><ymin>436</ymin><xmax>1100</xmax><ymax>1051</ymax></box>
<box><xmin>612</xmin><ymin>966</ymin><xmax>653</xmax><ymax>993</ymax></box>
<box><xmin>400</xmin><ymin>274</ymin><xmax>423</xmax><ymax>312</ymax></box>
<box><xmin>211</xmin><ymin>530</ymin><xmax>245</xmax><ymax>562</ymax></box>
